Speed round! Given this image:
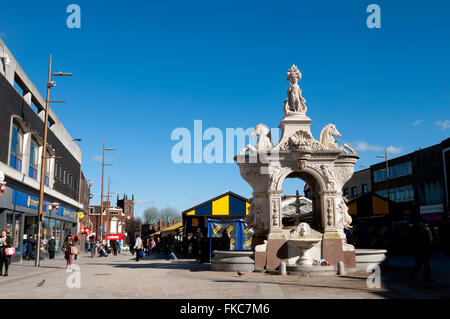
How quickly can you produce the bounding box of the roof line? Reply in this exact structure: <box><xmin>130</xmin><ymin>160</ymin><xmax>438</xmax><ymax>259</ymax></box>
<box><xmin>182</xmin><ymin>191</ymin><xmax>249</xmax><ymax>215</ymax></box>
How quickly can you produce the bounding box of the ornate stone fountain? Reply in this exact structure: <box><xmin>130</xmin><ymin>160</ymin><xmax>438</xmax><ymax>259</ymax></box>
<box><xmin>235</xmin><ymin>65</ymin><xmax>359</xmax><ymax>275</ymax></box>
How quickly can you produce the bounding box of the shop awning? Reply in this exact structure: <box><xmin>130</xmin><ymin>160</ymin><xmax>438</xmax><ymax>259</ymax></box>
<box><xmin>150</xmin><ymin>221</ymin><xmax>183</xmax><ymax>237</ymax></box>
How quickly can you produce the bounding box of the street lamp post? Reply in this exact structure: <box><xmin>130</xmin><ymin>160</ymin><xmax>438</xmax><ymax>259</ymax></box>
<box><xmin>377</xmin><ymin>148</ymin><xmax>390</xmax><ymax>213</ymax></box>
<box><xmin>35</xmin><ymin>55</ymin><xmax>72</xmax><ymax>267</ymax></box>
<box><xmin>104</xmin><ymin>177</ymin><xmax>118</xmax><ymax>240</ymax></box>
<box><xmin>99</xmin><ymin>141</ymin><xmax>116</xmax><ymax>244</ymax></box>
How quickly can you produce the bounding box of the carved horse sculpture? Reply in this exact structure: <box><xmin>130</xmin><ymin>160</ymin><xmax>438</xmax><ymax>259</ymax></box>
<box><xmin>239</xmin><ymin>123</ymin><xmax>272</xmax><ymax>155</ymax></box>
<box><xmin>320</xmin><ymin>124</ymin><xmax>356</xmax><ymax>154</ymax></box>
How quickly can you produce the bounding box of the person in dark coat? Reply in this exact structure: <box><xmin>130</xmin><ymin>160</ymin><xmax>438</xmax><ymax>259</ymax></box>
<box><xmin>221</xmin><ymin>229</ymin><xmax>231</xmax><ymax>251</ymax></box>
<box><xmin>182</xmin><ymin>235</ymin><xmax>189</xmax><ymax>258</ymax></box>
<box><xmin>198</xmin><ymin>229</ymin><xmax>209</xmax><ymax>263</ymax></box>
<box><xmin>410</xmin><ymin>218</ymin><xmax>434</xmax><ymax>282</ymax></box>
<box><xmin>191</xmin><ymin>234</ymin><xmax>199</xmax><ymax>260</ymax></box>
<box><xmin>112</xmin><ymin>240</ymin><xmax>119</xmax><ymax>256</ymax></box>
<box><xmin>48</xmin><ymin>236</ymin><xmax>56</xmax><ymax>259</ymax></box>
<box><xmin>0</xmin><ymin>231</ymin><xmax>13</xmax><ymax>276</ymax></box>
<box><xmin>28</xmin><ymin>234</ymin><xmax>37</xmax><ymax>260</ymax></box>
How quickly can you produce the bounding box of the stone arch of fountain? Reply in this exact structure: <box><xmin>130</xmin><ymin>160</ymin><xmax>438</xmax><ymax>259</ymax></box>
<box><xmin>234</xmin><ymin>65</ymin><xmax>360</xmax><ymax>273</ymax></box>
<box><xmin>278</xmin><ymin>170</ymin><xmax>324</xmax><ymax>231</ymax></box>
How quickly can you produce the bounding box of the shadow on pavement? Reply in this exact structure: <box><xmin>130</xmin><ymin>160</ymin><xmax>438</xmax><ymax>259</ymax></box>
<box><xmin>84</xmin><ymin>261</ymin><xmax>211</xmax><ymax>272</ymax></box>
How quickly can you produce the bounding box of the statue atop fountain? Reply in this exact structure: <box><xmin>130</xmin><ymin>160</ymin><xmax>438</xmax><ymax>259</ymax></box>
<box><xmin>283</xmin><ymin>64</ymin><xmax>307</xmax><ymax>116</ymax></box>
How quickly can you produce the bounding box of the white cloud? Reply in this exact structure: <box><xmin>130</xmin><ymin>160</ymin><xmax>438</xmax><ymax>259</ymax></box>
<box><xmin>435</xmin><ymin>120</ymin><xmax>450</xmax><ymax>130</ymax></box>
<box><xmin>354</xmin><ymin>142</ymin><xmax>383</xmax><ymax>152</ymax></box>
<box><xmin>353</xmin><ymin>141</ymin><xmax>402</xmax><ymax>154</ymax></box>
<box><xmin>92</xmin><ymin>155</ymin><xmax>102</xmax><ymax>162</ymax></box>
<box><xmin>412</xmin><ymin>120</ymin><xmax>423</xmax><ymax>127</ymax></box>
<box><xmin>386</xmin><ymin>146</ymin><xmax>403</xmax><ymax>154</ymax></box>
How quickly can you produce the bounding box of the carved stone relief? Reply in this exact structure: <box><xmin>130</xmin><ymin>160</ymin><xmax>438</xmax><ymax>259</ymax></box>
<box><xmin>272</xmin><ymin>199</ymin><xmax>280</xmax><ymax>227</ymax></box>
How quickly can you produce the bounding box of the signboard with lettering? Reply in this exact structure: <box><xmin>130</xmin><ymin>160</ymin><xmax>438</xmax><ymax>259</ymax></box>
<box><xmin>420</xmin><ymin>204</ymin><xmax>444</xmax><ymax>214</ymax></box>
<box><xmin>107</xmin><ymin>233</ymin><xmax>126</xmax><ymax>240</ymax></box>
<box><xmin>12</xmin><ymin>190</ymin><xmax>48</xmax><ymax>211</ymax></box>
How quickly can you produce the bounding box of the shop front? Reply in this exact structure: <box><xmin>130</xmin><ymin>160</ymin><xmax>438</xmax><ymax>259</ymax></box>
<box><xmin>0</xmin><ymin>183</ymin><xmax>79</xmax><ymax>262</ymax></box>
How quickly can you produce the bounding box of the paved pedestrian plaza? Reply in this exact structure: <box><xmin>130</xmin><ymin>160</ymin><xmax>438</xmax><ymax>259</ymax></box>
<box><xmin>1</xmin><ymin>252</ymin><xmax>449</xmax><ymax>299</ymax></box>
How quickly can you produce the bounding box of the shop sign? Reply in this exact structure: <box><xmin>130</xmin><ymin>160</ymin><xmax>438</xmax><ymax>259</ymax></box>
<box><xmin>13</xmin><ymin>190</ymin><xmax>48</xmax><ymax>211</ymax></box>
<box><xmin>55</xmin><ymin>207</ymin><xmax>75</xmax><ymax>219</ymax></box>
<box><xmin>420</xmin><ymin>204</ymin><xmax>444</xmax><ymax>215</ymax></box>
<box><xmin>77</xmin><ymin>212</ymin><xmax>85</xmax><ymax>219</ymax></box>
<box><xmin>107</xmin><ymin>233</ymin><xmax>126</xmax><ymax>240</ymax></box>
<box><xmin>81</xmin><ymin>227</ymin><xmax>91</xmax><ymax>233</ymax></box>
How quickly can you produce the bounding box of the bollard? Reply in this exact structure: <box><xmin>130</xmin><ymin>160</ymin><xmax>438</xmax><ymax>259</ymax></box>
<box><xmin>337</xmin><ymin>261</ymin><xmax>345</xmax><ymax>276</ymax></box>
<box><xmin>279</xmin><ymin>261</ymin><xmax>287</xmax><ymax>276</ymax></box>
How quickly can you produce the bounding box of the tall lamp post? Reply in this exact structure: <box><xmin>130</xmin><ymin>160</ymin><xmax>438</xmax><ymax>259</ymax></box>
<box><xmin>99</xmin><ymin>141</ymin><xmax>116</xmax><ymax>244</ymax></box>
<box><xmin>104</xmin><ymin>177</ymin><xmax>118</xmax><ymax>239</ymax></box>
<box><xmin>35</xmin><ymin>55</ymin><xmax>72</xmax><ymax>267</ymax></box>
<box><xmin>377</xmin><ymin>148</ymin><xmax>390</xmax><ymax>214</ymax></box>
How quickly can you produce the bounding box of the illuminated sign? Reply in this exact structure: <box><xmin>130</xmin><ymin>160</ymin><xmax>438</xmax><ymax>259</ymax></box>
<box><xmin>420</xmin><ymin>204</ymin><xmax>444</xmax><ymax>214</ymax></box>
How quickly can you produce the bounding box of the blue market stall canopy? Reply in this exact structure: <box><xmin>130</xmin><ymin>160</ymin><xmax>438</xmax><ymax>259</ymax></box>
<box><xmin>182</xmin><ymin>191</ymin><xmax>250</xmax><ymax>217</ymax></box>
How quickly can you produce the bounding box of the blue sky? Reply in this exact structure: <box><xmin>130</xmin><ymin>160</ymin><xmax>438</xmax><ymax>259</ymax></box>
<box><xmin>1</xmin><ymin>0</ymin><xmax>449</xmax><ymax>219</ymax></box>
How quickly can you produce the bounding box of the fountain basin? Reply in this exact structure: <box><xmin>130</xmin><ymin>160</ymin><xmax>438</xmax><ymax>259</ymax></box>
<box><xmin>355</xmin><ymin>249</ymin><xmax>387</xmax><ymax>272</ymax></box>
<box><xmin>211</xmin><ymin>250</ymin><xmax>255</xmax><ymax>272</ymax></box>
<box><xmin>287</xmin><ymin>238</ymin><xmax>321</xmax><ymax>266</ymax></box>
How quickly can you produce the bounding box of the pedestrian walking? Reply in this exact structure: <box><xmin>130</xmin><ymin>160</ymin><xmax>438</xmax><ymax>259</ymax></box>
<box><xmin>112</xmin><ymin>240</ymin><xmax>119</xmax><ymax>256</ymax></box>
<box><xmin>0</xmin><ymin>231</ymin><xmax>13</xmax><ymax>277</ymax></box>
<box><xmin>182</xmin><ymin>235</ymin><xmax>189</xmax><ymax>258</ymax></box>
<box><xmin>167</xmin><ymin>236</ymin><xmax>177</xmax><ymax>260</ymax></box>
<box><xmin>28</xmin><ymin>234</ymin><xmax>37</xmax><ymax>260</ymax></box>
<box><xmin>90</xmin><ymin>238</ymin><xmax>96</xmax><ymax>258</ymax></box>
<box><xmin>191</xmin><ymin>233</ymin><xmax>199</xmax><ymax>261</ymax></box>
<box><xmin>62</xmin><ymin>236</ymin><xmax>75</xmax><ymax>268</ymax></box>
<box><xmin>48</xmin><ymin>236</ymin><xmax>56</xmax><ymax>259</ymax></box>
<box><xmin>410</xmin><ymin>218</ymin><xmax>434</xmax><ymax>282</ymax></box>
<box><xmin>134</xmin><ymin>234</ymin><xmax>143</xmax><ymax>262</ymax></box>
<box><xmin>73</xmin><ymin>236</ymin><xmax>80</xmax><ymax>260</ymax></box>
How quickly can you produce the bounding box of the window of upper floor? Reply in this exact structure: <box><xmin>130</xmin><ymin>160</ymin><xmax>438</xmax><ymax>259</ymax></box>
<box><xmin>362</xmin><ymin>184</ymin><xmax>368</xmax><ymax>194</ymax></box>
<box><xmin>10</xmin><ymin>121</ymin><xmax>24</xmax><ymax>172</ymax></box>
<box><xmin>28</xmin><ymin>137</ymin><xmax>39</xmax><ymax>180</ymax></box>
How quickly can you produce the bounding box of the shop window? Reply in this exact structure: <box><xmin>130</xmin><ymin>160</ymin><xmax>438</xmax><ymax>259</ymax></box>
<box><xmin>10</xmin><ymin>121</ymin><xmax>24</xmax><ymax>171</ymax></box>
<box><xmin>52</xmin><ymin>219</ymin><xmax>61</xmax><ymax>249</ymax></box>
<box><xmin>362</xmin><ymin>184</ymin><xmax>368</xmax><ymax>193</ymax></box>
<box><xmin>53</xmin><ymin>161</ymin><xmax>59</xmax><ymax>180</ymax></box>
